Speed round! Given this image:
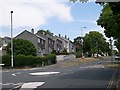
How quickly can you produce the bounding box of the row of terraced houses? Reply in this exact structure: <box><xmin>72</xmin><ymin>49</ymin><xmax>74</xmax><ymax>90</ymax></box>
<box><xmin>1</xmin><ymin>29</ymin><xmax>76</xmax><ymax>56</ymax></box>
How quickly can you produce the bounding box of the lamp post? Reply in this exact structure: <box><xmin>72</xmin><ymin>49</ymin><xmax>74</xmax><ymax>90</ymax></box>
<box><xmin>110</xmin><ymin>37</ymin><xmax>113</xmax><ymax>63</ymax></box>
<box><xmin>11</xmin><ymin>11</ymin><xmax>13</xmax><ymax>67</ymax></box>
<box><xmin>81</xmin><ymin>27</ymin><xmax>86</xmax><ymax>59</ymax></box>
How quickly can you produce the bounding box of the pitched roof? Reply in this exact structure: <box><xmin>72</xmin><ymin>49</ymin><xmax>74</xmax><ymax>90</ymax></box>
<box><xmin>15</xmin><ymin>30</ymin><xmax>46</xmax><ymax>40</ymax></box>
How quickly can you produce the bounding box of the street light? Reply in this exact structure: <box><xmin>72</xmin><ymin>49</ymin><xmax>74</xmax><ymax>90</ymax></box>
<box><xmin>110</xmin><ymin>37</ymin><xmax>113</xmax><ymax>63</ymax></box>
<box><xmin>11</xmin><ymin>11</ymin><xmax>13</xmax><ymax>67</ymax></box>
<box><xmin>81</xmin><ymin>27</ymin><xmax>86</xmax><ymax>59</ymax></box>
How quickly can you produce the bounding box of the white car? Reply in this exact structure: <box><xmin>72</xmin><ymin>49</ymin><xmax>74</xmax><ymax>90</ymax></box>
<box><xmin>113</xmin><ymin>55</ymin><xmax>120</xmax><ymax>60</ymax></box>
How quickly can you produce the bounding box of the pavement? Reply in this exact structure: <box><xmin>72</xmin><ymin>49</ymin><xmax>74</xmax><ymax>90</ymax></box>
<box><xmin>1</xmin><ymin>56</ymin><xmax>119</xmax><ymax>90</ymax></box>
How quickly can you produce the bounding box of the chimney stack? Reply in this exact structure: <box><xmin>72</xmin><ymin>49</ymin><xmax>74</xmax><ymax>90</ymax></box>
<box><xmin>65</xmin><ymin>35</ymin><xmax>67</xmax><ymax>39</ymax></box>
<box><xmin>31</xmin><ymin>28</ymin><xmax>34</xmax><ymax>34</ymax></box>
<box><xmin>42</xmin><ymin>31</ymin><xmax>45</xmax><ymax>35</ymax></box>
<box><xmin>59</xmin><ymin>34</ymin><xmax>61</xmax><ymax>37</ymax></box>
<box><xmin>51</xmin><ymin>33</ymin><xmax>53</xmax><ymax>36</ymax></box>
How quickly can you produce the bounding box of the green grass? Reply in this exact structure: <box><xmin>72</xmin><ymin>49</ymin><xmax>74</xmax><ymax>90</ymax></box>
<box><xmin>104</xmin><ymin>64</ymin><xmax>120</xmax><ymax>69</ymax></box>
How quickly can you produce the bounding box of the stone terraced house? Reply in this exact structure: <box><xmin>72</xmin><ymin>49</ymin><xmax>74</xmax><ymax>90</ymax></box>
<box><xmin>13</xmin><ymin>29</ymin><xmax>76</xmax><ymax>56</ymax></box>
<box><xmin>15</xmin><ymin>29</ymin><xmax>46</xmax><ymax>56</ymax></box>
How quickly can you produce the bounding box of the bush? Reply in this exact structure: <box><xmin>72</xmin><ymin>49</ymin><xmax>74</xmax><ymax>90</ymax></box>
<box><xmin>6</xmin><ymin>39</ymin><xmax>37</xmax><ymax>56</ymax></box>
<box><xmin>2</xmin><ymin>54</ymin><xmax>56</xmax><ymax>68</ymax></box>
<box><xmin>51</xmin><ymin>49</ymin><xmax>69</xmax><ymax>55</ymax></box>
<box><xmin>2</xmin><ymin>54</ymin><xmax>11</xmax><ymax>66</ymax></box>
<box><xmin>51</xmin><ymin>50</ymin><xmax>57</xmax><ymax>55</ymax></box>
<box><xmin>14</xmin><ymin>55</ymin><xmax>36</xmax><ymax>67</ymax></box>
<box><xmin>75</xmin><ymin>52</ymin><xmax>82</xmax><ymax>58</ymax></box>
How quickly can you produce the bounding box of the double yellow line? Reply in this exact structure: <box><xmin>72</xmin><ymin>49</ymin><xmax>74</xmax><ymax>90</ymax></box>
<box><xmin>106</xmin><ymin>70</ymin><xmax>117</xmax><ymax>90</ymax></box>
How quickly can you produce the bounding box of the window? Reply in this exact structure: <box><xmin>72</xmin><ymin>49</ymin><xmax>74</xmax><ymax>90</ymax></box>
<box><xmin>48</xmin><ymin>39</ymin><xmax>50</xmax><ymax>44</ymax></box>
<box><xmin>42</xmin><ymin>40</ymin><xmax>44</xmax><ymax>44</ymax></box>
<box><xmin>38</xmin><ymin>47</ymin><xmax>41</xmax><ymax>53</ymax></box>
<box><xmin>38</xmin><ymin>38</ymin><xmax>40</xmax><ymax>43</ymax></box>
<box><xmin>52</xmin><ymin>41</ymin><xmax>54</xmax><ymax>45</ymax></box>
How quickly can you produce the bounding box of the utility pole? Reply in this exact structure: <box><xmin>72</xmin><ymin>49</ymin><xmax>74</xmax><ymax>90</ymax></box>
<box><xmin>110</xmin><ymin>37</ymin><xmax>113</xmax><ymax>63</ymax></box>
<box><xmin>81</xmin><ymin>27</ymin><xmax>86</xmax><ymax>59</ymax></box>
<box><xmin>11</xmin><ymin>11</ymin><xmax>13</xmax><ymax>67</ymax></box>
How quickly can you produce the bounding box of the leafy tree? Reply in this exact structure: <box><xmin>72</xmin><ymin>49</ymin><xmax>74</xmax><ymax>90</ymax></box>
<box><xmin>37</xmin><ymin>29</ymin><xmax>53</xmax><ymax>36</ymax></box>
<box><xmin>97</xmin><ymin>3</ymin><xmax>120</xmax><ymax>52</ymax></box>
<box><xmin>114</xmin><ymin>39</ymin><xmax>120</xmax><ymax>52</ymax></box>
<box><xmin>6</xmin><ymin>39</ymin><xmax>37</xmax><ymax>56</ymax></box>
<box><xmin>73</xmin><ymin>36</ymin><xmax>83</xmax><ymax>52</ymax></box>
<box><xmin>83</xmin><ymin>31</ymin><xmax>109</xmax><ymax>57</ymax></box>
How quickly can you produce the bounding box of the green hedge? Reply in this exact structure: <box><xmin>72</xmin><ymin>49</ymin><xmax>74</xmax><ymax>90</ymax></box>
<box><xmin>75</xmin><ymin>52</ymin><xmax>82</xmax><ymax>58</ymax></box>
<box><xmin>2</xmin><ymin>54</ymin><xmax>56</xmax><ymax>68</ymax></box>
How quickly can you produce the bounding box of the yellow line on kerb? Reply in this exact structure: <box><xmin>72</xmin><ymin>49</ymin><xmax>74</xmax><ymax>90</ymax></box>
<box><xmin>106</xmin><ymin>70</ymin><xmax>117</xmax><ymax>90</ymax></box>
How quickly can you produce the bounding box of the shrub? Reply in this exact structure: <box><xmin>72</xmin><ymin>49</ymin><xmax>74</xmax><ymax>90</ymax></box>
<box><xmin>14</xmin><ymin>55</ymin><xmax>36</xmax><ymax>67</ymax></box>
<box><xmin>2</xmin><ymin>54</ymin><xmax>56</xmax><ymax>68</ymax></box>
<box><xmin>2</xmin><ymin>54</ymin><xmax>11</xmax><ymax>66</ymax></box>
<box><xmin>51</xmin><ymin>50</ymin><xmax>57</xmax><ymax>55</ymax></box>
<box><xmin>47</xmin><ymin>54</ymin><xmax>56</xmax><ymax>64</ymax></box>
<box><xmin>75</xmin><ymin>52</ymin><xmax>82</xmax><ymax>58</ymax></box>
<box><xmin>6</xmin><ymin>39</ymin><xmax>37</xmax><ymax>56</ymax></box>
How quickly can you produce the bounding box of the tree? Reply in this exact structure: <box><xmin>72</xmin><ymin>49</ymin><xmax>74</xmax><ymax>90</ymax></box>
<box><xmin>37</xmin><ymin>29</ymin><xmax>53</xmax><ymax>36</ymax></box>
<box><xmin>97</xmin><ymin>3</ymin><xmax>120</xmax><ymax>52</ymax></box>
<box><xmin>114</xmin><ymin>39</ymin><xmax>120</xmax><ymax>52</ymax></box>
<box><xmin>73</xmin><ymin>36</ymin><xmax>82</xmax><ymax>52</ymax></box>
<box><xmin>6</xmin><ymin>39</ymin><xmax>37</xmax><ymax>56</ymax></box>
<box><xmin>83</xmin><ymin>31</ymin><xmax>108</xmax><ymax>57</ymax></box>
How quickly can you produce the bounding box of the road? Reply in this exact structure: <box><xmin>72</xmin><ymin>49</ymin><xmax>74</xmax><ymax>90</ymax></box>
<box><xmin>1</xmin><ymin>57</ymin><xmax>118</xmax><ymax>90</ymax></box>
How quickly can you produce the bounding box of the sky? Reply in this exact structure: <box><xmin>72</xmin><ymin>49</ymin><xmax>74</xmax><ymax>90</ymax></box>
<box><xmin>0</xmin><ymin>0</ymin><xmax>105</xmax><ymax>41</ymax></box>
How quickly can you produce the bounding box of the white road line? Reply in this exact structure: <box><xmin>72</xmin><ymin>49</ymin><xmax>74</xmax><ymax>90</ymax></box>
<box><xmin>12</xmin><ymin>72</ymin><xmax>20</xmax><ymax>76</ymax></box>
<box><xmin>13</xmin><ymin>83</ymin><xmax>23</xmax><ymax>86</ymax></box>
<box><xmin>2</xmin><ymin>83</ymin><xmax>14</xmax><ymax>85</ymax></box>
<box><xmin>20</xmin><ymin>82</ymin><xmax>45</xmax><ymax>90</ymax></box>
<box><xmin>10</xmin><ymin>85</ymin><xmax>22</xmax><ymax>90</ymax></box>
<box><xmin>106</xmin><ymin>70</ymin><xmax>117</xmax><ymax>90</ymax></box>
<box><xmin>29</xmin><ymin>72</ymin><xmax>60</xmax><ymax>76</ymax></box>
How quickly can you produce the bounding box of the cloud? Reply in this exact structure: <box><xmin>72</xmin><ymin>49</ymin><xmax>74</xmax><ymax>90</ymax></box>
<box><xmin>89</xmin><ymin>26</ymin><xmax>105</xmax><ymax>33</ymax></box>
<box><xmin>89</xmin><ymin>0</ymin><xmax>96</xmax><ymax>2</ymax></box>
<box><xmin>67</xmin><ymin>26</ymin><xmax>105</xmax><ymax>37</ymax></box>
<box><xmin>0</xmin><ymin>0</ymin><xmax>73</xmax><ymax>28</ymax></box>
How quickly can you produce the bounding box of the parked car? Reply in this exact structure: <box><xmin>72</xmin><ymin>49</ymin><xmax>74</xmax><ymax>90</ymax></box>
<box><xmin>113</xmin><ymin>55</ymin><xmax>120</xmax><ymax>60</ymax></box>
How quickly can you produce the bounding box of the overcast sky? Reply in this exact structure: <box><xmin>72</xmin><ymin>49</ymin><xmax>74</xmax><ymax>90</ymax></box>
<box><xmin>0</xmin><ymin>0</ymin><xmax>106</xmax><ymax>41</ymax></box>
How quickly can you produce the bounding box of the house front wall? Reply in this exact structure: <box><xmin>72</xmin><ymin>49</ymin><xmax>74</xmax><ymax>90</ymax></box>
<box><xmin>15</xmin><ymin>31</ymin><xmax>41</xmax><ymax>56</ymax></box>
<box><xmin>37</xmin><ymin>38</ymin><xmax>46</xmax><ymax>55</ymax></box>
<box><xmin>2</xmin><ymin>37</ymin><xmax>11</xmax><ymax>47</ymax></box>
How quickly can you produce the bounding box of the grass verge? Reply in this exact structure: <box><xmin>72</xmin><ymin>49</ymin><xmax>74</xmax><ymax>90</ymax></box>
<box><xmin>57</xmin><ymin>57</ymin><xmax>99</xmax><ymax>68</ymax></box>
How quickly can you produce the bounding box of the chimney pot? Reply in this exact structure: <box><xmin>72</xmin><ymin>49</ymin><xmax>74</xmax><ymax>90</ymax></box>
<box><xmin>59</xmin><ymin>34</ymin><xmax>61</xmax><ymax>37</ymax></box>
<box><xmin>65</xmin><ymin>35</ymin><xmax>67</xmax><ymax>39</ymax></box>
<box><xmin>31</xmin><ymin>28</ymin><xmax>34</xmax><ymax>34</ymax></box>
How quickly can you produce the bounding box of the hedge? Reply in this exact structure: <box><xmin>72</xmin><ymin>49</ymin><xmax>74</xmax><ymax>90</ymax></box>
<box><xmin>2</xmin><ymin>54</ymin><xmax>56</xmax><ymax>68</ymax></box>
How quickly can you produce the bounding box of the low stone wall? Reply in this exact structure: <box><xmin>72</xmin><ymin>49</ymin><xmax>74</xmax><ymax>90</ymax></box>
<box><xmin>56</xmin><ymin>54</ymin><xmax>76</xmax><ymax>62</ymax></box>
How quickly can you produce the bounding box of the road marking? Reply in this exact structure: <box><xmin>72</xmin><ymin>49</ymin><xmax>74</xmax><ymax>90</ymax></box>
<box><xmin>10</xmin><ymin>85</ymin><xmax>22</xmax><ymax>90</ymax></box>
<box><xmin>106</xmin><ymin>70</ymin><xmax>117</xmax><ymax>90</ymax></box>
<box><xmin>29</xmin><ymin>72</ymin><xmax>60</xmax><ymax>76</ymax></box>
<box><xmin>80</xmin><ymin>65</ymin><xmax>105</xmax><ymax>69</ymax></box>
<box><xmin>12</xmin><ymin>72</ymin><xmax>20</xmax><ymax>76</ymax></box>
<box><xmin>2</xmin><ymin>83</ymin><xmax>14</xmax><ymax>85</ymax></box>
<box><xmin>9</xmin><ymin>83</ymin><xmax>23</xmax><ymax>90</ymax></box>
<box><xmin>0</xmin><ymin>64</ymin><xmax>5</xmax><ymax>66</ymax></box>
<box><xmin>13</xmin><ymin>83</ymin><xmax>23</xmax><ymax>86</ymax></box>
<box><xmin>20</xmin><ymin>82</ymin><xmax>45</xmax><ymax>90</ymax></box>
